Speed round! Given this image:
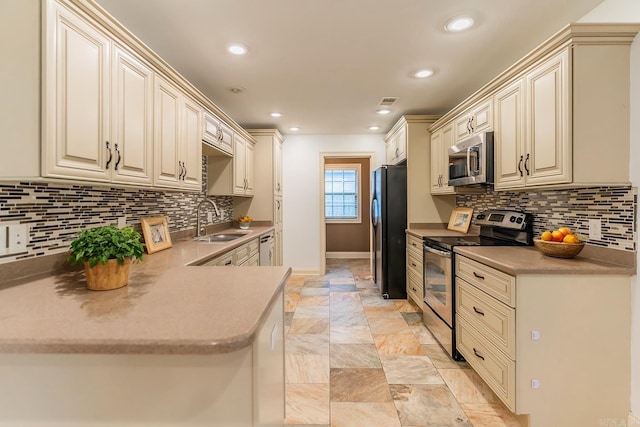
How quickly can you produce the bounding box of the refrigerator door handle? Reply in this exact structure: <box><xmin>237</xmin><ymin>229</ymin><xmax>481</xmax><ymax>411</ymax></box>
<box><xmin>371</xmin><ymin>199</ymin><xmax>377</xmax><ymax>226</ymax></box>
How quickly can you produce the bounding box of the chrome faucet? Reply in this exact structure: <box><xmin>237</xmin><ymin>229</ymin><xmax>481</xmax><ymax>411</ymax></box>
<box><xmin>196</xmin><ymin>198</ymin><xmax>221</xmax><ymax>237</ymax></box>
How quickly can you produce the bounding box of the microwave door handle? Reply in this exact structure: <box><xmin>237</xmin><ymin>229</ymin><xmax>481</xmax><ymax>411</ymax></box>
<box><xmin>466</xmin><ymin>148</ymin><xmax>471</xmax><ymax>177</ymax></box>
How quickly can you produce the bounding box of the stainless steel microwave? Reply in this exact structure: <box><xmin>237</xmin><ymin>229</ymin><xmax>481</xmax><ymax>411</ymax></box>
<box><xmin>448</xmin><ymin>132</ymin><xmax>494</xmax><ymax>186</ymax></box>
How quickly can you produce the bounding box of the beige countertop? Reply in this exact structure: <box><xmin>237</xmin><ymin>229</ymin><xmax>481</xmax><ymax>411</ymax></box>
<box><xmin>406</xmin><ymin>226</ymin><xmax>480</xmax><ymax>239</ymax></box>
<box><xmin>454</xmin><ymin>246</ymin><xmax>635</xmax><ymax>276</ymax></box>
<box><xmin>0</xmin><ymin>226</ymin><xmax>291</xmax><ymax>355</ymax></box>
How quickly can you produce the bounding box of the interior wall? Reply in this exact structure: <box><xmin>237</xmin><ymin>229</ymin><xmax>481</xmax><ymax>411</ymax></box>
<box><xmin>281</xmin><ymin>134</ymin><xmax>385</xmax><ymax>274</ymax></box>
<box><xmin>324</xmin><ymin>157</ymin><xmax>370</xmax><ymax>253</ymax></box>
<box><xmin>578</xmin><ymin>0</ymin><xmax>640</xmax><ymax>419</ymax></box>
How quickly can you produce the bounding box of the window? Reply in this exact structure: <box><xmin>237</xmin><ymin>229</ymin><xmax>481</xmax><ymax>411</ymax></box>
<box><xmin>324</xmin><ymin>164</ymin><xmax>361</xmax><ymax>223</ymax></box>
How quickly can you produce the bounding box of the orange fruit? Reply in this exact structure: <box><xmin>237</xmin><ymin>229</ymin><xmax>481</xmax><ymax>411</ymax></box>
<box><xmin>540</xmin><ymin>231</ymin><xmax>553</xmax><ymax>241</ymax></box>
<box><xmin>551</xmin><ymin>230</ymin><xmax>565</xmax><ymax>242</ymax></box>
<box><xmin>563</xmin><ymin>234</ymin><xmax>580</xmax><ymax>244</ymax></box>
<box><xmin>558</xmin><ymin>227</ymin><xmax>572</xmax><ymax>236</ymax></box>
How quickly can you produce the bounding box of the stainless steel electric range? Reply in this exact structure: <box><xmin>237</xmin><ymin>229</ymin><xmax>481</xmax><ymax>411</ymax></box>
<box><xmin>422</xmin><ymin>210</ymin><xmax>533</xmax><ymax>360</ymax></box>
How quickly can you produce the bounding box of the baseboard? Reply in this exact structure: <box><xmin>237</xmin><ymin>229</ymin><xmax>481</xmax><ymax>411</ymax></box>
<box><xmin>326</xmin><ymin>251</ymin><xmax>370</xmax><ymax>259</ymax></box>
<box><xmin>291</xmin><ymin>269</ymin><xmax>321</xmax><ymax>276</ymax></box>
<box><xmin>629</xmin><ymin>412</ymin><xmax>640</xmax><ymax>426</ymax></box>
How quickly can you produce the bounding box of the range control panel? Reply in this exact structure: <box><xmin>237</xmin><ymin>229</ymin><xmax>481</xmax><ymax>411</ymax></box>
<box><xmin>474</xmin><ymin>210</ymin><xmax>530</xmax><ymax>230</ymax></box>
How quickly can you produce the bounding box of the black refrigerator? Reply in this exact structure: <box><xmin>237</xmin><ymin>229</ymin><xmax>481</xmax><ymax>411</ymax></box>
<box><xmin>371</xmin><ymin>165</ymin><xmax>407</xmax><ymax>299</ymax></box>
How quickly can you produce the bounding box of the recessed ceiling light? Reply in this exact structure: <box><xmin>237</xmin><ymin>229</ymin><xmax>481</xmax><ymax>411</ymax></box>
<box><xmin>413</xmin><ymin>69</ymin><xmax>434</xmax><ymax>78</ymax></box>
<box><xmin>270</xmin><ymin>112</ymin><xmax>283</xmax><ymax>118</ymax></box>
<box><xmin>444</xmin><ymin>15</ymin><xmax>475</xmax><ymax>32</ymax></box>
<box><xmin>289</xmin><ymin>127</ymin><xmax>300</xmax><ymax>132</ymax></box>
<box><xmin>227</xmin><ymin>43</ymin><xmax>248</xmax><ymax>55</ymax></box>
<box><xmin>368</xmin><ymin>126</ymin><xmax>380</xmax><ymax>131</ymax></box>
<box><xmin>229</xmin><ymin>86</ymin><xmax>246</xmax><ymax>94</ymax></box>
<box><xmin>376</xmin><ymin>108</ymin><xmax>391</xmax><ymax>115</ymax></box>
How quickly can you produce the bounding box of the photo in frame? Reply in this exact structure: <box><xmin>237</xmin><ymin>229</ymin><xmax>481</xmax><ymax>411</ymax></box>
<box><xmin>447</xmin><ymin>207</ymin><xmax>474</xmax><ymax>233</ymax></box>
<box><xmin>140</xmin><ymin>216</ymin><xmax>172</xmax><ymax>254</ymax></box>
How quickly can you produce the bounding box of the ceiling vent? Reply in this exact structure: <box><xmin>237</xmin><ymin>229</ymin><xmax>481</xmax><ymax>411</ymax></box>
<box><xmin>379</xmin><ymin>97</ymin><xmax>398</xmax><ymax>106</ymax></box>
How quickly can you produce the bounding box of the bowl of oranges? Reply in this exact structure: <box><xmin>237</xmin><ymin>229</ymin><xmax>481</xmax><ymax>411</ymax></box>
<box><xmin>534</xmin><ymin>227</ymin><xmax>585</xmax><ymax>259</ymax></box>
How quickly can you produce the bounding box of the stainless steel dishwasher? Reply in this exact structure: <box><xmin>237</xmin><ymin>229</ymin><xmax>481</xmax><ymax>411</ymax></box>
<box><xmin>259</xmin><ymin>232</ymin><xmax>275</xmax><ymax>266</ymax></box>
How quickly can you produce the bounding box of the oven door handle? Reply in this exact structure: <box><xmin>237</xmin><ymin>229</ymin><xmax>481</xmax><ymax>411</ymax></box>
<box><xmin>424</xmin><ymin>245</ymin><xmax>451</xmax><ymax>258</ymax></box>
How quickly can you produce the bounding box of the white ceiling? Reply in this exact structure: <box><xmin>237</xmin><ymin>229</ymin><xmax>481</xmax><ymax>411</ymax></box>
<box><xmin>95</xmin><ymin>0</ymin><xmax>603</xmax><ymax>135</ymax></box>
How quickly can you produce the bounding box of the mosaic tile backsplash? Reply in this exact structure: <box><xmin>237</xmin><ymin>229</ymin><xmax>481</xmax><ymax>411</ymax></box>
<box><xmin>457</xmin><ymin>186</ymin><xmax>637</xmax><ymax>251</ymax></box>
<box><xmin>0</xmin><ymin>156</ymin><xmax>232</xmax><ymax>264</ymax></box>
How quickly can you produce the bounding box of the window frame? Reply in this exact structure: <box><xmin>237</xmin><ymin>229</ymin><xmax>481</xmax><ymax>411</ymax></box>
<box><xmin>324</xmin><ymin>163</ymin><xmax>362</xmax><ymax>224</ymax></box>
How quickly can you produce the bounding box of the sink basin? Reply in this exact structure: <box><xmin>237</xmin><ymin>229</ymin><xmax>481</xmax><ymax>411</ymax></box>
<box><xmin>194</xmin><ymin>232</ymin><xmax>249</xmax><ymax>243</ymax></box>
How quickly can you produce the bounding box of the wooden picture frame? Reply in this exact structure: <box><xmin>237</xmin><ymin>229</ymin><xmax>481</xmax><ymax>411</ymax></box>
<box><xmin>447</xmin><ymin>207</ymin><xmax>474</xmax><ymax>233</ymax></box>
<box><xmin>140</xmin><ymin>216</ymin><xmax>172</xmax><ymax>254</ymax></box>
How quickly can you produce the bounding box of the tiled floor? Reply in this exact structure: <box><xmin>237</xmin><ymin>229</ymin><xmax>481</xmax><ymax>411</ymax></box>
<box><xmin>283</xmin><ymin>258</ymin><xmax>523</xmax><ymax>427</ymax></box>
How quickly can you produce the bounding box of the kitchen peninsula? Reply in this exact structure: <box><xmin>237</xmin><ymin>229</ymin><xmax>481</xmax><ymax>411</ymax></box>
<box><xmin>0</xmin><ymin>228</ymin><xmax>289</xmax><ymax>427</ymax></box>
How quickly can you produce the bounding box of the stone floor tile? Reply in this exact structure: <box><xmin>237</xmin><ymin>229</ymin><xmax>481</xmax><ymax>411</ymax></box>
<box><xmin>329</xmin><ymin>277</ymin><xmax>356</xmax><ymax>285</ymax></box>
<box><xmin>330</xmin><ymin>402</ymin><xmax>401</xmax><ymax>427</ymax></box>
<box><xmin>410</xmin><ymin>324</ymin><xmax>438</xmax><ymax>344</ymax></box>
<box><xmin>285</xmin><ymin>334</ymin><xmax>330</xmax><ymax>355</ymax></box>
<box><xmin>329</xmin><ymin>309</ymin><xmax>369</xmax><ymax>327</ymax></box>
<box><xmin>292</xmin><ymin>305</ymin><xmax>330</xmax><ymax>319</ymax></box>
<box><xmin>300</xmin><ymin>287</ymin><xmax>331</xmax><ymax>296</ymax></box>
<box><xmin>460</xmin><ymin>403</ymin><xmax>524</xmax><ymax>427</ymax></box>
<box><xmin>368</xmin><ymin>318</ymin><xmax>413</xmax><ymax>335</ymax></box>
<box><xmin>286</xmin><ymin>276</ymin><xmax>306</xmax><ymax>286</ymax></box>
<box><xmin>297</xmin><ymin>295</ymin><xmax>330</xmax><ymax>307</ymax></box>
<box><xmin>329</xmin><ymin>291</ymin><xmax>361</xmax><ymax>302</ymax></box>
<box><xmin>329</xmin><ymin>284</ymin><xmax>359</xmax><ymax>292</ymax></box>
<box><xmin>330</xmin><ymin>343</ymin><xmax>382</xmax><ymax>368</ymax></box>
<box><xmin>374</xmin><ymin>334</ymin><xmax>426</xmax><ymax>356</ymax></box>
<box><xmin>303</xmin><ymin>279</ymin><xmax>330</xmax><ymax>288</ymax></box>
<box><xmin>289</xmin><ymin>318</ymin><xmax>330</xmax><ymax>335</ymax></box>
<box><xmin>284</xmin><ymin>311</ymin><xmax>294</xmax><ymax>327</ymax></box>
<box><xmin>284</xmin><ymin>300</ymin><xmax>298</xmax><ymax>312</ymax></box>
<box><xmin>284</xmin><ymin>383</ymin><xmax>330</xmax><ymax>425</ymax></box>
<box><xmin>380</xmin><ymin>355</ymin><xmax>444</xmax><ymax>385</ymax></box>
<box><xmin>364</xmin><ymin>306</ymin><xmax>403</xmax><ymax>319</ymax></box>
<box><xmin>330</xmin><ymin>326</ymin><xmax>374</xmax><ymax>344</ymax></box>
<box><xmin>401</xmin><ymin>311</ymin><xmax>423</xmax><ymax>326</ymax></box>
<box><xmin>439</xmin><ymin>369</ymin><xmax>499</xmax><ymax>404</ymax></box>
<box><xmin>390</xmin><ymin>384</ymin><xmax>472</xmax><ymax>426</ymax></box>
<box><xmin>394</xmin><ymin>299</ymin><xmax>421</xmax><ymax>312</ymax></box>
<box><xmin>285</xmin><ymin>288</ymin><xmax>303</xmax><ymax>301</ymax></box>
<box><xmin>361</xmin><ymin>296</ymin><xmax>397</xmax><ymax>307</ymax></box>
<box><xmin>330</xmin><ymin>368</ymin><xmax>392</xmax><ymax>402</ymax></box>
<box><xmin>422</xmin><ymin>345</ymin><xmax>469</xmax><ymax>369</ymax></box>
<box><xmin>286</xmin><ymin>354</ymin><xmax>330</xmax><ymax>383</ymax></box>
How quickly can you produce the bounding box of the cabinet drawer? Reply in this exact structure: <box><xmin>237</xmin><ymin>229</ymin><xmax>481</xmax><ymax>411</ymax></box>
<box><xmin>407</xmin><ymin>234</ymin><xmax>423</xmax><ymax>257</ymax></box>
<box><xmin>407</xmin><ymin>250</ymin><xmax>422</xmax><ymax>278</ymax></box>
<box><xmin>234</xmin><ymin>238</ymin><xmax>259</xmax><ymax>265</ymax></box>
<box><xmin>407</xmin><ymin>269</ymin><xmax>423</xmax><ymax>304</ymax></box>
<box><xmin>456</xmin><ymin>256</ymin><xmax>515</xmax><ymax>307</ymax></box>
<box><xmin>457</xmin><ymin>279</ymin><xmax>515</xmax><ymax>358</ymax></box>
<box><xmin>457</xmin><ymin>318</ymin><xmax>515</xmax><ymax>411</ymax></box>
<box><xmin>203</xmin><ymin>251</ymin><xmax>234</xmax><ymax>266</ymax></box>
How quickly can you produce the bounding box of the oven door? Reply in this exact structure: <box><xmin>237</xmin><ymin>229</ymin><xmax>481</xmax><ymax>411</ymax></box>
<box><xmin>423</xmin><ymin>244</ymin><xmax>453</xmax><ymax>327</ymax></box>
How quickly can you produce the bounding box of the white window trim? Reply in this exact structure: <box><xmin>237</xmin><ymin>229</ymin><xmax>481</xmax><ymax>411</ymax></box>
<box><xmin>324</xmin><ymin>163</ymin><xmax>362</xmax><ymax>224</ymax></box>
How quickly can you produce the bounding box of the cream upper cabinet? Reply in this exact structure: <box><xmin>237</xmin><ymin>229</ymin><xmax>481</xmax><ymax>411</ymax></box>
<box><xmin>111</xmin><ymin>43</ymin><xmax>154</xmax><ymax>186</ymax></box>
<box><xmin>232</xmin><ymin>133</ymin><xmax>255</xmax><ymax>196</ymax></box>
<box><xmin>43</xmin><ymin>0</ymin><xmax>112</xmax><ymax>182</ymax></box>
<box><xmin>430</xmin><ymin>123</ymin><xmax>455</xmax><ymax>195</ymax></box>
<box><xmin>203</xmin><ymin>111</ymin><xmax>233</xmax><ymax>156</ymax></box>
<box><xmin>385</xmin><ymin>125</ymin><xmax>407</xmax><ymax>164</ymax></box>
<box><xmin>153</xmin><ymin>75</ymin><xmax>202</xmax><ymax>191</ymax></box>
<box><xmin>453</xmin><ymin>98</ymin><xmax>493</xmax><ymax>143</ymax></box>
<box><xmin>494</xmin><ymin>50</ymin><xmax>570</xmax><ymax>189</ymax></box>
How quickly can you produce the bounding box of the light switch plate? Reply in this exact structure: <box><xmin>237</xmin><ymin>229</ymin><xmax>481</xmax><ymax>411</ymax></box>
<box><xmin>8</xmin><ymin>224</ymin><xmax>28</xmax><ymax>254</ymax></box>
<box><xmin>589</xmin><ymin>219</ymin><xmax>601</xmax><ymax>240</ymax></box>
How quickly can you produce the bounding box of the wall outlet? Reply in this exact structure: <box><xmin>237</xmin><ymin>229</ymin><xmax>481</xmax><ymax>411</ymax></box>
<box><xmin>589</xmin><ymin>218</ymin><xmax>601</xmax><ymax>240</ymax></box>
<box><xmin>8</xmin><ymin>224</ymin><xmax>28</xmax><ymax>253</ymax></box>
<box><xmin>117</xmin><ymin>217</ymin><xmax>126</xmax><ymax>228</ymax></box>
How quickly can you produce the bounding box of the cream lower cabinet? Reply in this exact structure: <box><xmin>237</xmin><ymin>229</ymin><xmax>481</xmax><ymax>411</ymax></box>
<box><xmin>455</xmin><ymin>255</ymin><xmax>630</xmax><ymax>426</ymax></box>
<box><xmin>153</xmin><ymin>76</ymin><xmax>202</xmax><ymax>191</ymax></box>
<box><xmin>430</xmin><ymin>123</ymin><xmax>455</xmax><ymax>195</ymax></box>
<box><xmin>201</xmin><ymin>238</ymin><xmax>260</xmax><ymax>266</ymax></box>
<box><xmin>406</xmin><ymin>234</ymin><xmax>423</xmax><ymax>306</ymax></box>
<box><xmin>0</xmin><ymin>291</ymin><xmax>285</xmax><ymax>426</ymax></box>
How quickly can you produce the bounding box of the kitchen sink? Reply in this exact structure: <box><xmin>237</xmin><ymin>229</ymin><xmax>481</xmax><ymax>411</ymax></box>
<box><xmin>194</xmin><ymin>232</ymin><xmax>249</xmax><ymax>243</ymax></box>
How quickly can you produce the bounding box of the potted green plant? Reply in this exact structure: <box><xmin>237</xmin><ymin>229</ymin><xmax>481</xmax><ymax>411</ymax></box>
<box><xmin>68</xmin><ymin>226</ymin><xmax>145</xmax><ymax>291</ymax></box>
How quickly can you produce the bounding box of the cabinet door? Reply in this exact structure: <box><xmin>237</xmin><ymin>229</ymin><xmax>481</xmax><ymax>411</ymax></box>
<box><xmin>218</xmin><ymin>121</ymin><xmax>234</xmax><ymax>155</ymax></box>
<box><xmin>494</xmin><ymin>79</ymin><xmax>526</xmax><ymax>189</ymax></box>
<box><xmin>395</xmin><ymin>126</ymin><xmax>407</xmax><ymax>163</ymax></box>
<box><xmin>525</xmin><ymin>50</ymin><xmax>571</xmax><ymax>186</ymax></box>
<box><xmin>112</xmin><ymin>44</ymin><xmax>153</xmax><ymax>185</ymax></box>
<box><xmin>454</xmin><ymin>114</ymin><xmax>473</xmax><ymax>141</ymax></box>
<box><xmin>472</xmin><ymin>99</ymin><xmax>493</xmax><ymax>134</ymax></box>
<box><xmin>274</xmin><ymin>227</ymin><xmax>283</xmax><ymax>266</ymax></box>
<box><xmin>202</xmin><ymin>111</ymin><xmax>220</xmax><ymax>146</ymax></box>
<box><xmin>44</xmin><ymin>2</ymin><xmax>111</xmax><ymax>181</ymax></box>
<box><xmin>245</xmin><ymin>140</ymin><xmax>255</xmax><ymax>195</ymax></box>
<box><xmin>385</xmin><ymin>136</ymin><xmax>396</xmax><ymax>164</ymax></box>
<box><xmin>233</xmin><ymin>134</ymin><xmax>248</xmax><ymax>195</ymax></box>
<box><xmin>430</xmin><ymin>129</ymin><xmax>443</xmax><ymax>193</ymax></box>
<box><xmin>153</xmin><ymin>76</ymin><xmax>181</xmax><ymax>188</ymax></box>
<box><xmin>274</xmin><ymin>140</ymin><xmax>283</xmax><ymax>196</ymax></box>
<box><xmin>274</xmin><ymin>197</ymin><xmax>283</xmax><ymax>227</ymax></box>
<box><xmin>181</xmin><ymin>96</ymin><xmax>203</xmax><ymax>191</ymax></box>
